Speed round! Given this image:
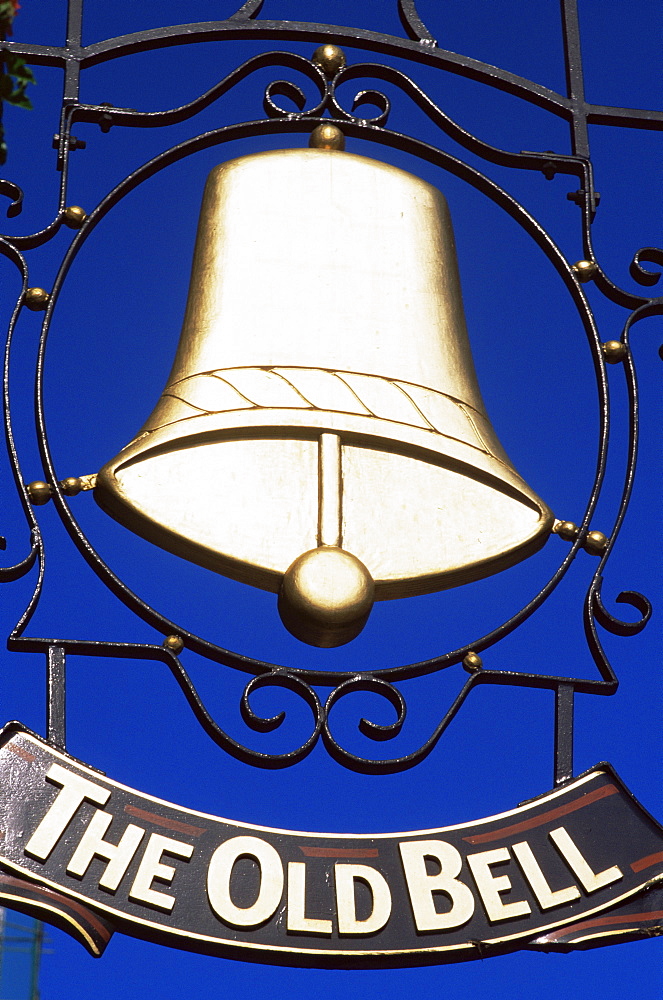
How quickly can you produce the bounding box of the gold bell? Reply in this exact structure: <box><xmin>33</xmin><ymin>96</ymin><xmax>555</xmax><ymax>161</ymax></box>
<box><xmin>96</xmin><ymin>147</ymin><xmax>553</xmax><ymax>647</ymax></box>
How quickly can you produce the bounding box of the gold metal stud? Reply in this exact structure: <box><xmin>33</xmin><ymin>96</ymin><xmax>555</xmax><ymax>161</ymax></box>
<box><xmin>63</xmin><ymin>205</ymin><xmax>88</xmax><ymax>229</ymax></box>
<box><xmin>554</xmin><ymin>520</ymin><xmax>579</xmax><ymax>541</ymax></box>
<box><xmin>602</xmin><ymin>340</ymin><xmax>627</xmax><ymax>363</ymax></box>
<box><xmin>163</xmin><ymin>635</ymin><xmax>184</xmax><ymax>654</ymax></box>
<box><xmin>463</xmin><ymin>651</ymin><xmax>483</xmax><ymax>672</ymax></box>
<box><xmin>60</xmin><ymin>477</ymin><xmax>82</xmax><ymax>496</ymax></box>
<box><xmin>308</xmin><ymin>123</ymin><xmax>345</xmax><ymax>151</ymax></box>
<box><xmin>312</xmin><ymin>44</ymin><xmax>346</xmax><ymax>77</ymax></box>
<box><xmin>584</xmin><ymin>530</ymin><xmax>608</xmax><ymax>555</ymax></box>
<box><xmin>571</xmin><ymin>260</ymin><xmax>598</xmax><ymax>283</ymax></box>
<box><xmin>26</xmin><ymin>481</ymin><xmax>52</xmax><ymax>505</ymax></box>
<box><xmin>24</xmin><ymin>288</ymin><xmax>50</xmax><ymax>311</ymax></box>
<box><xmin>278</xmin><ymin>546</ymin><xmax>374</xmax><ymax>647</ymax></box>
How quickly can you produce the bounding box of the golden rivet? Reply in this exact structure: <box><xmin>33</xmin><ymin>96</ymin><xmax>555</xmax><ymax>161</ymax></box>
<box><xmin>571</xmin><ymin>260</ymin><xmax>598</xmax><ymax>283</ymax></box>
<box><xmin>163</xmin><ymin>635</ymin><xmax>184</xmax><ymax>654</ymax></box>
<box><xmin>63</xmin><ymin>205</ymin><xmax>88</xmax><ymax>229</ymax></box>
<box><xmin>279</xmin><ymin>546</ymin><xmax>374</xmax><ymax>647</ymax></box>
<box><xmin>554</xmin><ymin>520</ymin><xmax>579</xmax><ymax>541</ymax></box>
<box><xmin>312</xmin><ymin>44</ymin><xmax>346</xmax><ymax>77</ymax></box>
<box><xmin>584</xmin><ymin>530</ymin><xmax>608</xmax><ymax>555</ymax></box>
<box><xmin>26</xmin><ymin>481</ymin><xmax>52</xmax><ymax>505</ymax></box>
<box><xmin>602</xmin><ymin>340</ymin><xmax>627</xmax><ymax>363</ymax></box>
<box><xmin>24</xmin><ymin>288</ymin><xmax>50</xmax><ymax>311</ymax></box>
<box><xmin>463</xmin><ymin>652</ymin><xmax>483</xmax><ymax>672</ymax></box>
<box><xmin>60</xmin><ymin>477</ymin><xmax>82</xmax><ymax>496</ymax></box>
<box><xmin>308</xmin><ymin>123</ymin><xmax>345</xmax><ymax>151</ymax></box>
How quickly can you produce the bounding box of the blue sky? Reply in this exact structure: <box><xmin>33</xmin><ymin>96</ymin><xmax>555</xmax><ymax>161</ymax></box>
<box><xmin>1</xmin><ymin>2</ymin><xmax>661</xmax><ymax>997</ymax></box>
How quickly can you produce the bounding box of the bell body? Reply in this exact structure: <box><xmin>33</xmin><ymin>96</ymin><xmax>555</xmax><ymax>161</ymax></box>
<box><xmin>96</xmin><ymin>148</ymin><xmax>553</xmax><ymax>640</ymax></box>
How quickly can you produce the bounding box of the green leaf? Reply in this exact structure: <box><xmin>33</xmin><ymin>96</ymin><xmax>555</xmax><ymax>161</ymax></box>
<box><xmin>5</xmin><ymin>88</ymin><xmax>32</xmax><ymax>109</ymax></box>
<box><xmin>0</xmin><ymin>2</ymin><xmax>16</xmax><ymax>24</ymax></box>
<box><xmin>5</xmin><ymin>54</ymin><xmax>36</xmax><ymax>84</ymax></box>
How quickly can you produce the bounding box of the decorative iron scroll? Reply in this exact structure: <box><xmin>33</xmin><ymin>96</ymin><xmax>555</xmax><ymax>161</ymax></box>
<box><xmin>1</xmin><ymin>1</ymin><xmax>661</xmax><ymax>782</ymax></box>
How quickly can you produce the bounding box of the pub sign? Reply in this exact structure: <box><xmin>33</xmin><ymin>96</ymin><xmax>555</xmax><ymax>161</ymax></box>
<box><xmin>1</xmin><ymin>0</ymin><xmax>661</xmax><ymax>969</ymax></box>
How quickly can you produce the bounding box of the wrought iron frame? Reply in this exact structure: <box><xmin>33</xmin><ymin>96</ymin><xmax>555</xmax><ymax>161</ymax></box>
<box><xmin>1</xmin><ymin>0</ymin><xmax>660</xmax><ymax>781</ymax></box>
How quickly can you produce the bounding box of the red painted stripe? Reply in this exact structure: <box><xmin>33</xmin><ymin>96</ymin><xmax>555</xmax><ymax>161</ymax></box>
<box><xmin>462</xmin><ymin>784</ymin><xmax>618</xmax><ymax>845</ymax></box>
<box><xmin>631</xmin><ymin>851</ymin><xmax>663</xmax><ymax>873</ymax></box>
<box><xmin>536</xmin><ymin>910</ymin><xmax>663</xmax><ymax>943</ymax></box>
<box><xmin>299</xmin><ymin>846</ymin><xmax>379</xmax><ymax>858</ymax></box>
<box><xmin>6</xmin><ymin>742</ymin><xmax>35</xmax><ymax>763</ymax></box>
<box><xmin>124</xmin><ymin>803</ymin><xmax>206</xmax><ymax>838</ymax></box>
<box><xmin>0</xmin><ymin>873</ymin><xmax>112</xmax><ymax>942</ymax></box>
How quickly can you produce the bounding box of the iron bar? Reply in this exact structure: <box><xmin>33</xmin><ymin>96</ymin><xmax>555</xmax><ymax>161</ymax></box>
<box><xmin>3</xmin><ymin>22</ymin><xmax>662</xmax><ymax>131</ymax></box>
<box><xmin>559</xmin><ymin>0</ymin><xmax>590</xmax><ymax>157</ymax></box>
<box><xmin>46</xmin><ymin>646</ymin><xmax>66</xmax><ymax>750</ymax></box>
<box><xmin>554</xmin><ymin>683</ymin><xmax>574</xmax><ymax>785</ymax></box>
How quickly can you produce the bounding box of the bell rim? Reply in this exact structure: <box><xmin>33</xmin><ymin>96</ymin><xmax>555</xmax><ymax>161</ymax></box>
<box><xmin>102</xmin><ymin>406</ymin><xmax>549</xmax><ymax>515</ymax></box>
<box><xmin>95</xmin><ymin>462</ymin><xmax>554</xmax><ymax>601</ymax></box>
<box><xmin>95</xmin><ymin>407</ymin><xmax>555</xmax><ymax>600</ymax></box>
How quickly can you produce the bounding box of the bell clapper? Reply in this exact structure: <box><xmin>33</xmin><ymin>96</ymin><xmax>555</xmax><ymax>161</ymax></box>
<box><xmin>279</xmin><ymin>431</ymin><xmax>375</xmax><ymax>647</ymax></box>
<box><xmin>318</xmin><ymin>432</ymin><xmax>342</xmax><ymax>548</ymax></box>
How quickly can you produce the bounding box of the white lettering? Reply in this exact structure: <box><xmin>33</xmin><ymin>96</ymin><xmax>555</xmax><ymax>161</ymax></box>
<box><xmin>399</xmin><ymin>840</ymin><xmax>474</xmax><ymax>931</ymax></box>
<box><xmin>335</xmin><ymin>864</ymin><xmax>391</xmax><ymax>935</ymax></box>
<box><xmin>25</xmin><ymin>764</ymin><xmax>110</xmax><ymax>862</ymax></box>
<box><xmin>287</xmin><ymin>862</ymin><xmax>332</xmax><ymax>935</ymax></box>
<box><xmin>512</xmin><ymin>839</ymin><xmax>580</xmax><ymax>910</ymax></box>
<box><xmin>467</xmin><ymin>847</ymin><xmax>531</xmax><ymax>923</ymax></box>
<box><xmin>129</xmin><ymin>833</ymin><xmax>193</xmax><ymax>913</ymax></box>
<box><xmin>67</xmin><ymin>810</ymin><xmax>145</xmax><ymax>891</ymax></box>
<box><xmin>549</xmin><ymin>826</ymin><xmax>622</xmax><ymax>892</ymax></box>
<box><xmin>207</xmin><ymin>836</ymin><xmax>283</xmax><ymax>928</ymax></box>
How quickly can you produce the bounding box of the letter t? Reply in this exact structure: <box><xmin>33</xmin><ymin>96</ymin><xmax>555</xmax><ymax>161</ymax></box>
<box><xmin>24</xmin><ymin>763</ymin><xmax>110</xmax><ymax>861</ymax></box>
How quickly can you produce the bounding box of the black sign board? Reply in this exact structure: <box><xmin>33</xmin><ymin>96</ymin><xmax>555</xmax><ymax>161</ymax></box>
<box><xmin>0</xmin><ymin>724</ymin><xmax>660</xmax><ymax>965</ymax></box>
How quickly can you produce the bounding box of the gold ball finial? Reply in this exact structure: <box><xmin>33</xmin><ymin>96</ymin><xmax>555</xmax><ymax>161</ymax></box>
<box><xmin>312</xmin><ymin>44</ymin><xmax>346</xmax><ymax>77</ymax></box>
<box><xmin>463</xmin><ymin>652</ymin><xmax>483</xmax><ymax>673</ymax></box>
<box><xmin>63</xmin><ymin>205</ymin><xmax>88</xmax><ymax>229</ymax></box>
<box><xmin>584</xmin><ymin>530</ymin><xmax>608</xmax><ymax>555</ymax></box>
<box><xmin>60</xmin><ymin>477</ymin><xmax>82</xmax><ymax>496</ymax></box>
<box><xmin>308</xmin><ymin>123</ymin><xmax>345</xmax><ymax>151</ymax></box>
<box><xmin>163</xmin><ymin>635</ymin><xmax>184</xmax><ymax>654</ymax></box>
<box><xmin>571</xmin><ymin>260</ymin><xmax>598</xmax><ymax>283</ymax></box>
<box><xmin>278</xmin><ymin>547</ymin><xmax>374</xmax><ymax>647</ymax></box>
<box><xmin>555</xmin><ymin>520</ymin><xmax>579</xmax><ymax>541</ymax></box>
<box><xmin>26</xmin><ymin>481</ymin><xmax>52</xmax><ymax>505</ymax></box>
<box><xmin>24</xmin><ymin>288</ymin><xmax>50</xmax><ymax>311</ymax></box>
<box><xmin>602</xmin><ymin>340</ymin><xmax>627</xmax><ymax>363</ymax></box>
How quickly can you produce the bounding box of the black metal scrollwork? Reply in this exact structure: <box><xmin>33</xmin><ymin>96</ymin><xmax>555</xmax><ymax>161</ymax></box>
<box><xmin>0</xmin><ymin>180</ymin><xmax>23</xmax><ymax>217</ymax></box>
<box><xmin>397</xmin><ymin>0</ymin><xmax>437</xmax><ymax>47</ymax></box>
<box><xmin>592</xmin><ymin>587</ymin><xmax>652</xmax><ymax>638</ymax></box>
<box><xmin>229</xmin><ymin>0</ymin><xmax>265</xmax><ymax>21</ymax></box>
<box><xmin>629</xmin><ymin>247</ymin><xmax>663</xmax><ymax>287</ymax></box>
